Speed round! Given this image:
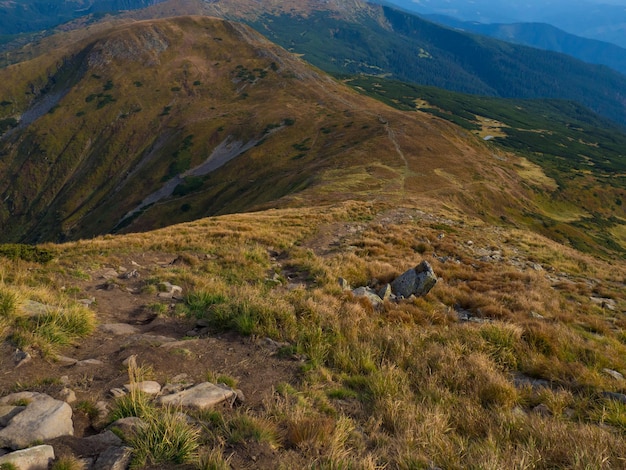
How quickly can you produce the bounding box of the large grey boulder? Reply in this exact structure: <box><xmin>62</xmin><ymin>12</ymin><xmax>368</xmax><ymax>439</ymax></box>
<box><xmin>157</xmin><ymin>382</ymin><xmax>236</xmax><ymax>410</ymax></box>
<box><xmin>0</xmin><ymin>445</ymin><xmax>54</xmax><ymax>470</ymax></box>
<box><xmin>0</xmin><ymin>392</ymin><xmax>73</xmax><ymax>450</ymax></box>
<box><xmin>93</xmin><ymin>446</ymin><xmax>133</xmax><ymax>470</ymax></box>
<box><xmin>390</xmin><ymin>261</ymin><xmax>437</xmax><ymax>298</ymax></box>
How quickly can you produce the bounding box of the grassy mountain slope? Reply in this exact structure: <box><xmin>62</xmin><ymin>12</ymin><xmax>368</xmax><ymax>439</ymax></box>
<box><xmin>175</xmin><ymin>0</ymin><xmax>626</xmax><ymax>126</ymax></box>
<box><xmin>0</xmin><ymin>15</ymin><xmax>538</xmax><ymax>244</ymax></box>
<box><xmin>346</xmin><ymin>76</ymin><xmax>626</xmax><ymax>256</ymax></box>
<box><xmin>425</xmin><ymin>16</ymin><xmax>626</xmax><ymax>76</ymax></box>
<box><xmin>1</xmin><ymin>200</ymin><xmax>625</xmax><ymax>468</ymax></box>
<box><xmin>4</xmin><ymin>0</ymin><xmax>626</xmax><ymax>125</ymax></box>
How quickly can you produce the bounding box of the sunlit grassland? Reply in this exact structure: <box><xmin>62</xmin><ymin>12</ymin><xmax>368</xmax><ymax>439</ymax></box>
<box><xmin>2</xmin><ymin>201</ymin><xmax>624</xmax><ymax>467</ymax></box>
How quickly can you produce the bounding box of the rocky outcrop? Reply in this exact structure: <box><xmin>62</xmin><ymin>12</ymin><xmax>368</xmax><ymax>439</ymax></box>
<box><xmin>390</xmin><ymin>261</ymin><xmax>437</xmax><ymax>298</ymax></box>
<box><xmin>348</xmin><ymin>260</ymin><xmax>438</xmax><ymax>306</ymax></box>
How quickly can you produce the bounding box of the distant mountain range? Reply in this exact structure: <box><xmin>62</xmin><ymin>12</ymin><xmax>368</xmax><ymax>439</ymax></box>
<box><xmin>0</xmin><ymin>0</ymin><xmax>168</xmax><ymax>36</ymax></box>
<box><xmin>424</xmin><ymin>15</ymin><xmax>626</xmax><ymax>76</ymax></box>
<box><xmin>378</xmin><ymin>0</ymin><xmax>626</xmax><ymax>48</ymax></box>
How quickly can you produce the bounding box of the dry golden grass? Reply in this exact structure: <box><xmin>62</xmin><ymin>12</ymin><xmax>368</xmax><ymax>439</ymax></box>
<box><xmin>1</xmin><ymin>200</ymin><xmax>625</xmax><ymax>467</ymax></box>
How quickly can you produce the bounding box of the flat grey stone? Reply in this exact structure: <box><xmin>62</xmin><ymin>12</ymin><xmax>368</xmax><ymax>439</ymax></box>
<box><xmin>93</xmin><ymin>446</ymin><xmax>133</xmax><ymax>470</ymax></box>
<box><xmin>157</xmin><ymin>382</ymin><xmax>236</xmax><ymax>410</ymax></box>
<box><xmin>0</xmin><ymin>445</ymin><xmax>54</xmax><ymax>470</ymax></box>
<box><xmin>0</xmin><ymin>394</ymin><xmax>73</xmax><ymax>450</ymax></box>
<box><xmin>124</xmin><ymin>381</ymin><xmax>161</xmax><ymax>395</ymax></box>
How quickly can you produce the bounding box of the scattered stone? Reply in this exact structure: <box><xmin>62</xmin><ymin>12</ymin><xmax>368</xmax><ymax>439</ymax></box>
<box><xmin>99</xmin><ymin>323</ymin><xmax>141</xmax><ymax>335</ymax></box>
<box><xmin>378</xmin><ymin>283</ymin><xmax>393</xmax><ymax>301</ymax></box>
<box><xmin>602</xmin><ymin>391</ymin><xmax>626</xmax><ymax>404</ymax></box>
<box><xmin>84</xmin><ymin>430</ymin><xmax>124</xmax><ymax>448</ymax></box>
<box><xmin>157</xmin><ymin>382</ymin><xmax>237</xmax><ymax>410</ymax></box>
<box><xmin>119</xmin><ymin>269</ymin><xmax>140</xmax><ymax>279</ymax></box>
<box><xmin>123</xmin><ymin>381</ymin><xmax>162</xmax><ymax>395</ymax></box>
<box><xmin>590</xmin><ymin>297</ymin><xmax>616</xmax><ymax>311</ymax></box>
<box><xmin>76</xmin><ymin>359</ymin><xmax>104</xmax><ymax>367</ymax></box>
<box><xmin>14</xmin><ymin>349</ymin><xmax>32</xmax><ymax>368</ymax></box>
<box><xmin>0</xmin><ymin>393</ymin><xmax>73</xmax><ymax>450</ymax></box>
<box><xmin>532</xmin><ymin>404</ymin><xmax>552</xmax><ymax>416</ymax></box>
<box><xmin>122</xmin><ymin>355</ymin><xmax>138</xmax><ymax>367</ymax></box>
<box><xmin>77</xmin><ymin>297</ymin><xmax>96</xmax><ymax>306</ymax></box>
<box><xmin>530</xmin><ymin>311</ymin><xmax>545</xmax><ymax>320</ymax></box>
<box><xmin>59</xmin><ymin>387</ymin><xmax>77</xmax><ymax>404</ymax></box>
<box><xmin>93</xmin><ymin>446</ymin><xmax>133</xmax><ymax>470</ymax></box>
<box><xmin>158</xmin><ymin>281</ymin><xmax>183</xmax><ymax>299</ymax></box>
<box><xmin>108</xmin><ymin>417</ymin><xmax>144</xmax><ymax>439</ymax></box>
<box><xmin>56</xmin><ymin>355</ymin><xmax>78</xmax><ymax>365</ymax></box>
<box><xmin>602</xmin><ymin>368</ymin><xmax>624</xmax><ymax>381</ymax></box>
<box><xmin>338</xmin><ymin>277</ymin><xmax>351</xmax><ymax>291</ymax></box>
<box><xmin>109</xmin><ymin>388</ymin><xmax>126</xmax><ymax>398</ymax></box>
<box><xmin>391</xmin><ymin>261</ymin><xmax>437</xmax><ymax>298</ymax></box>
<box><xmin>0</xmin><ymin>444</ymin><xmax>54</xmax><ymax>470</ymax></box>
<box><xmin>234</xmin><ymin>389</ymin><xmax>246</xmax><ymax>404</ymax></box>
<box><xmin>352</xmin><ymin>286</ymin><xmax>383</xmax><ymax>306</ymax></box>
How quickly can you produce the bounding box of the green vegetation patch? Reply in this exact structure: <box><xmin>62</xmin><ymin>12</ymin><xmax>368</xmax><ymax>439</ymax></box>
<box><xmin>0</xmin><ymin>244</ymin><xmax>54</xmax><ymax>263</ymax></box>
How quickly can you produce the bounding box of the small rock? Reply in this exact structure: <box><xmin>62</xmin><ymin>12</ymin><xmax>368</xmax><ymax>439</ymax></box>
<box><xmin>159</xmin><ymin>282</ymin><xmax>183</xmax><ymax>296</ymax></box>
<box><xmin>56</xmin><ymin>355</ymin><xmax>78</xmax><ymax>365</ymax></box>
<box><xmin>351</xmin><ymin>286</ymin><xmax>383</xmax><ymax>306</ymax></box>
<box><xmin>14</xmin><ymin>349</ymin><xmax>32</xmax><ymax>368</ymax></box>
<box><xmin>119</xmin><ymin>270</ymin><xmax>140</xmax><ymax>279</ymax></box>
<box><xmin>378</xmin><ymin>283</ymin><xmax>393</xmax><ymax>301</ymax></box>
<box><xmin>107</xmin><ymin>417</ymin><xmax>144</xmax><ymax>439</ymax></box>
<box><xmin>21</xmin><ymin>300</ymin><xmax>50</xmax><ymax>317</ymax></box>
<box><xmin>0</xmin><ymin>444</ymin><xmax>55</xmax><ymax>470</ymax></box>
<box><xmin>532</xmin><ymin>404</ymin><xmax>552</xmax><ymax>416</ymax></box>
<box><xmin>76</xmin><ymin>359</ymin><xmax>104</xmax><ymax>367</ymax></box>
<box><xmin>77</xmin><ymin>297</ymin><xmax>96</xmax><ymax>306</ymax></box>
<box><xmin>122</xmin><ymin>355</ymin><xmax>138</xmax><ymax>367</ymax></box>
<box><xmin>602</xmin><ymin>368</ymin><xmax>624</xmax><ymax>381</ymax></box>
<box><xmin>109</xmin><ymin>388</ymin><xmax>127</xmax><ymax>398</ymax></box>
<box><xmin>590</xmin><ymin>297</ymin><xmax>616</xmax><ymax>311</ymax></box>
<box><xmin>157</xmin><ymin>382</ymin><xmax>237</xmax><ymax>410</ymax></box>
<box><xmin>93</xmin><ymin>446</ymin><xmax>133</xmax><ymax>470</ymax></box>
<box><xmin>82</xmin><ymin>430</ymin><xmax>123</xmax><ymax>453</ymax></box>
<box><xmin>234</xmin><ymin>389</ymin><xmax>246</xmax><ymax>404</ymax></box>
<box><xmin>530</xmin><ymin>311</ymin><xmax>545</xmax><ymax>320</ymax></box>
<box><xmin>123</xmin><ymin>381</ymin><xmax>162</xmax><ymax>395</ymax></box>
<box><xmin>59</xmin><ymin>388</ymin><xmax>77</xmax><ymax>404</ymax></box>
<box><xmin>338</xmin><ymin>277</ymin><xmax>351</xmax><ymax>291</ymax></box>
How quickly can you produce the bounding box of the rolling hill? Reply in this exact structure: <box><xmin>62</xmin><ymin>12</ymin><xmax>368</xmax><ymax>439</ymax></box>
<box><xmin>424</xmin><ymin>16</ymin><xmax>626</xmax><ymax>76</ymax></box>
